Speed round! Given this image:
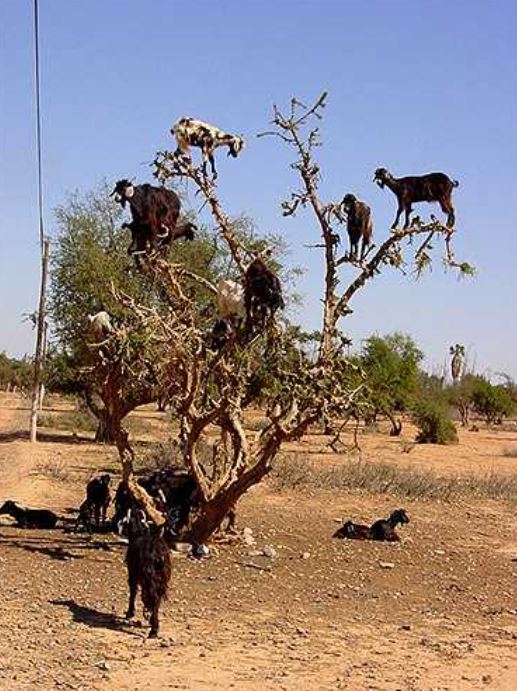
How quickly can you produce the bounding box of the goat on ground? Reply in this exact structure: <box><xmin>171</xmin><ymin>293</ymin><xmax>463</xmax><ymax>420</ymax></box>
<box><xmin>243</xmin><ymin>256</ymin><xmax>284</xmax><ymax>332</ymax></box>
<box><xmin>368</xmin><ymin>508</ymin><xmax>409</xmax><ymax>541</ymax></box>
<box><xmin>332</xmin><ymin>520</ymin><xmax>370</xmax><ymax>540</ymax></box>
<box><xmin>86</xmin><ymin>474</ymin><xmax>111</xmax><ymax>527</ymax></box>
<box><xmin>373</xmin><ymin>168</ymin><xmax>459</xmax><ymax>229</ymax></box>
<box><xmin>122</xmin><ymin>507</ymin><xmax>172</xmax><ymax>638</ymax></box>
<box><xmin>340</xmin><ymin>194</ymin><xmax>373</xmax><ymax>260</ymax></box>
<box><xmin>171</xmin><ymin>117</ymin><xmax>245</xmax><ymax>179</ymax></box>
<box><xmin>110</xmin><ymin>179</ymin><xmax>195</xmax><ymax>261</ymax></box>
<box><xmin>0</xmin><ymin>500</ymin><xmax>58</xmax><ymax>529</ymax></box>
<box><xmin>113</xmin><ymin>466</ymin><xmax>199</xmax><ymax>540</ymax></box>
<box><xmin>333</xmin><ymin>508</ymin><xmax>409</xmax><ymax>542</ymax></box>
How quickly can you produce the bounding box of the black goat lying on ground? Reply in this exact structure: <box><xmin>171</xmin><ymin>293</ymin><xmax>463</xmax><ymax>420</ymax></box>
<box><xmin>244</xmin><ymin>256</ymin><xmax>284</xmax><ymax>332</ymax></box>
<box><xmin>0</xmin><ymin>500</ymin><xmax>58</xmax><ymax>529</ymax></box>
<box><xmin>75</xmin><ymin>474</ymin><xmax>111</xmax><ymax>533</ymax></box>
<box><xmin>332</xmin><ymin>519</ymin><xmax>370</xmax><ymax>540</ymax></box>
<box><xmin>122</xmin><ymin>507</ymin><xmax>172</xmax><ymax>638</ymax></box>
<box><xmin>373</xmin><ymin>168</ymin><xmax>459</xmax><ymax>229</ymax></box>
<box><xmin>340</xmin><ymin>194</ymin><xmax>373</xmax><ymax>260</ymax></box>
<box><xmin>333</xmin><ymin>509</ymin><xmax>409</xmax><ymax>542</ymax></box>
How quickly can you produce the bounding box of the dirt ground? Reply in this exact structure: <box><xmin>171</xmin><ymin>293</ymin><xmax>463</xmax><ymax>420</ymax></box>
<box><xmin>0</xmin><ymin>393</ymin><xmax>516</xmax><ymax>691</ymax></box>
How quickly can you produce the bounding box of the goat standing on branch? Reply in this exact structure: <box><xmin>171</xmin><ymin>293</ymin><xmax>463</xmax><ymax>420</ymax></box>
<box><xmin>340</xmin><ymin>194</ymin><xmax>373</xmax><ymax>260</ymax></box>
<box><xmin>87</xmin><ymin>310</ymin><xmax>114</xmax><ymax>341</ymax></box>
<box><xmin>244</xmin><ymin>255</ymin><xmax>284</xmax><ymax>333</ymax></box>
<box><xmin>373</xmin><ymin>168</ymin><xmax>459</xmax><ymax>229</ymax></box>
<box><xmin>110</xmin><ymin>179</ymin><xmax>196</xmax><ymax>262</ymax></box>
<box><xmin>171</xmin><ymin>118</ymin><xmax>245</xmax><ymax>180</ymax></box>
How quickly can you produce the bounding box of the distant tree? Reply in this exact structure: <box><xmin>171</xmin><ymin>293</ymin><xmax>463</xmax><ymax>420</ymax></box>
<box><xmin>0</xmin><ymin>352</ymin><xmax>33</xmax><ymax>391</ymax></box>
<box><xmin>360</xmin><ymin>332</ymin><xmax>424</xmax><ymax>435</ymax></box>
<box><xmin>447</xmin><ymin>373</ymin><xmax>481</xmax><ymax>426</ymax></box>
<box><xmin>471</xmin><ymin>378</ymin><xmax>515</xmax><ymax>425</ymax></box>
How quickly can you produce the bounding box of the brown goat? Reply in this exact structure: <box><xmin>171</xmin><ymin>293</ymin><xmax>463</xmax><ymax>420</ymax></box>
<box><xmin>341</xmin><ymin>194</ymin><xmax>373</xmax><ymax>259</ymax></box>
<box><xmin>373</xmin><ymin>168</ymin><xmax>459</xmax><ymax>229</ymax></box>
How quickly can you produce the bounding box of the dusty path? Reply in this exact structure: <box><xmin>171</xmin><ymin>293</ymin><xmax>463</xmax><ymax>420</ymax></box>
<box><xmin>0</xmin><ymin>394</ymin><xmax>516</xmax><ymax>690</ymax></box>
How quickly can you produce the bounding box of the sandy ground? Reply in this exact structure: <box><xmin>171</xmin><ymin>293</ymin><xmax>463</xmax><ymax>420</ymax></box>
<box><xmin>0</xmin><ymin>393</ymin><xmax>516</xmax><ymax>690</ymax></box>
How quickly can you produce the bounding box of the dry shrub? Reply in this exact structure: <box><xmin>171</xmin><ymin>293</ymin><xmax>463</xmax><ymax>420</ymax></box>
<box><xmin>271</xmin><ymin>453</ymin><xmax>517</xmax><ymax>502</ymax></box>
<box><xmin>38</xmin><ymin>410</ymin><xmax>97</xmax><ymax>433</ymax></box>
<box><xmin>37</xmin><ymin>459</ymin><xmax>70</xmax><ymax>482</ymax></box>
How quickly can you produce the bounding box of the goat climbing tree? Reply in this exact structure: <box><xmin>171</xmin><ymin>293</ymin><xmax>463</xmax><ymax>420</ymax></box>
<box><xmin>103</xmin><ymin>92</ymin><xmax>471</xmax><ymax>541</ymax></box>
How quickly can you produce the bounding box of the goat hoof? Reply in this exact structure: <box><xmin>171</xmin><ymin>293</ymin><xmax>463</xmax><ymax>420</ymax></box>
<box><xmin>125</xmin><ymin>610</ymin><xmax>135</xmax><ymax>620</ymax></box>
<box><xmin>148</xmin><ymin>630</ymin><xmax>158</xmax><ymax>639</ymax></box>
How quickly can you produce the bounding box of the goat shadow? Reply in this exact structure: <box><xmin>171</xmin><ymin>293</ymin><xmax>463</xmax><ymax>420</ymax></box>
<box><xmin>50</xmin><ymin>599</ymin><xmax>141</xmax><ymax>637</ymax></box>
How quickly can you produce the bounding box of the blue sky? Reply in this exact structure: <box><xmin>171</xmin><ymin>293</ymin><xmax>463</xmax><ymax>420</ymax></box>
<box><xmin>1</xmin><ymin>0</ymin><xmax>516</xmax><ymax>378</ymax></box>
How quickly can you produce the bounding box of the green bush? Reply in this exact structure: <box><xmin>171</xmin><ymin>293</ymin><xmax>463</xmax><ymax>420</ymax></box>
<box><xmin>412</xmin><ymin>399</ymin><xmax>458</xmax><ymax>445</ymax></box>
<box><xmin>471</xmin><ymin>379</ymin><xmax>515</xmax><ymax>425</ymax></box>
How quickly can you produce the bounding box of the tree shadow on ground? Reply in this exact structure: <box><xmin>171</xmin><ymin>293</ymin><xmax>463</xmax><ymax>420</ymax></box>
<box><xmin>0</xmin><ymin>532</ymin><xmax>123</xmax><ymax>559</ymax></box>
<box><xmin>50</xmin><ymin>599</ymin><xmax>142</xmax><ymax>636</ymax></box>
<box><xmin>0</xmin><ymin>430</ymin><xmax>93</xmax><ymax>445</ymax></box>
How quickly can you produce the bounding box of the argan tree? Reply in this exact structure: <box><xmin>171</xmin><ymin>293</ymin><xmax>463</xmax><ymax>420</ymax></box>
<box><xmin>99</xmin><ymin>93</ymin><xmax>470</xmax><ymax>541</ymax></box>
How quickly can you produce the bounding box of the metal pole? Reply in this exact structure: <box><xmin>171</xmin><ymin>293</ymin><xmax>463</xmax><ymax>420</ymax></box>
<box><xmin>30</xmin><ymin>239</ymin><xmax>50</xmax><ymax>441</ymax></box>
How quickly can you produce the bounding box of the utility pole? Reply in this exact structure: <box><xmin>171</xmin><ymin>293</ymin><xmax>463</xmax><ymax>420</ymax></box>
<box><xmin>30</xmin><ymin>239</ymin><xmax>50</xmax><ymax>441</ymax></box>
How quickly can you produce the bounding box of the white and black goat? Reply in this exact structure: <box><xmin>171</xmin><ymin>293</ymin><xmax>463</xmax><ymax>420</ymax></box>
<box><xmin>171</xmin><ymin>118</ymin><xmax>245</xmax><ymax>179</ymax></box>
<box><xmin>373</xmin><ymin>168</ymin><xmax>459</xmax><ymax>229</ymax></box>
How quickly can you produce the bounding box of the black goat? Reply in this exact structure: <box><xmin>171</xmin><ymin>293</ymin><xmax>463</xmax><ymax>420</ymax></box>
<box><xmin>368</xmin><ymin>508</ymin><xmax>409</xmax><ymax>542</ymax></box>
<box><xmin>373</xmin><ymin>168</ymin><xmax>459</xmax><ymax>229</ymax></box>
<box><xmin>110</xmin><ymin>179</ymin><xmax>195</xmax><ymax>260</ymax></box>
<box><xmin>210</xmin><ymin>317</ymin><xmax>237</xmax><ymax>351</ymax></box>
<box><xmin>84</xmin><ymin>474</ymin><xmax>112</xmax><ymax>530</ymax></box>
<box><xmin>113</xmin><ymin>466</ymin><xmax>199</xmax><ymax>540</ymax></box>
<box><xmin>340</xmin><ymin>194</ymin><xmax>373</xmax><ymax>260</ymax></box>
<box><xmin>0</xmin><ymin>500</ymin><xmax>58</xmax><ymax>529</ymax></box>
<box><xmin>332</xmin><ymin>520</ymin><xmax>369</xmax><ymax>540</ymax></box>
<box><xmin>244</xmin><ymin>256</ymin><xmax>284</xmax><ymax>332</ymax></box>
<box><xmin>333</xmin><ymin>508</ymin><xmax>409</xmax><ymax>542</ymax></box>
<box><xmin>123</xmin><ymin>508</ymin><xmax>172</xmax><ymax>638</ymax></box>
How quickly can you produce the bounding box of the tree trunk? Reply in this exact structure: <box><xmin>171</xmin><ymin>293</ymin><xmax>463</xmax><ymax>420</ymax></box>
<box><xmin>94</xmin><ymin>414</ymin><xmax>117</xmax><ymax>443</ymax></box>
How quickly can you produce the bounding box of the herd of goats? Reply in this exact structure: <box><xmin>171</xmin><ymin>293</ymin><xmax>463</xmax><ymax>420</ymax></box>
<box><xmin>96</xmin><ymin>117</ymin><xmax>460</xmax><ymax>351</ymax></box>
<box><xmin>0</xmin><ymin>468</ymin><xmax>410</xmax><ymax>638</ymax></box>
<box><xmin>1</xmin><ymin>116</ymin><xmax>456</xmax><ymax>638</ymax></box>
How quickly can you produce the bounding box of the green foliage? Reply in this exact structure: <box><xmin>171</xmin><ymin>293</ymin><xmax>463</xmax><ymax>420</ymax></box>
<box><xmin>471</xmin><ymin>378</ymin><xmax>515</xmax><ymax>424</ymax></box>
<box><xmin>360</xmin><ymin>332</ymin><xmax>424</xmax><ymax>417</ymax></box>
<box><xmin>412</xmin><ymin>397</ymin><xmax>458</xmax><ymax>444</ymax></box>
<box><xmin>0</xmin><ymin>352</ymin><xmax>32</xmax><ymax>390</ymax></box>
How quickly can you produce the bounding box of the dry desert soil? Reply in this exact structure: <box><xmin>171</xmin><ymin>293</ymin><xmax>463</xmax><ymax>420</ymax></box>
<box><xmin>0</xmin><ymin>392</ymin><xmax>516</xmax><ymax>690</ymax></box>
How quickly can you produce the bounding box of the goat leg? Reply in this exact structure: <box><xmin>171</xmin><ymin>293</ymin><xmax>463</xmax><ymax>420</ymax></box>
<box><xmin>148</xmin><ymin>601</ymin><xmax>160</xmax><ymax>638</ymax></box>
<box><xmin>392</xmin><ymin>207</ymin><xmax>403</xmax><ymax>229</ymax></box>
<box><xmin>125</xmin><ymin>573</ymin><xmax>138</xmax><ymax>619</ymax></box>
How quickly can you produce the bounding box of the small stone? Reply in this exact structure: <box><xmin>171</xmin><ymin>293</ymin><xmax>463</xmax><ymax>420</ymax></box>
<box><xmin>262</xmin><ymin>546</ymin><xmax>277</xmax><ymax>558</ymax></box>
<box><xmin>482</xmin><ymin>674</ymin><xmax>492</xmax><ymax>684</ymax></box>
<box><xmin>400</xmin><ymin>624</ymin><xmax>411</xmax><ymax>631</ymax></box>
<box><xmin>301</xmin><ymin>552</ymin><xmax>311</xmax><ymax>560</ymax></box>
<box><xmin>93</xmin><ymin>661</ymin><xmax>110</xmax><ymax>672</ymax></box>
<box><xmin>379</xmin><ymin>561</ymin><xmax>395</xmax><ymax>569</ymax></box>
